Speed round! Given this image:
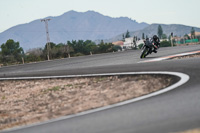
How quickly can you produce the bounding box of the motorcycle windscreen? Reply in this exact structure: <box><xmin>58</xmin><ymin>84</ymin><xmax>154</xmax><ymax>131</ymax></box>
<box><xmin>145</xmin><ymin>40</ymin><xmax>153</xmax><ymax>48</ymax></box>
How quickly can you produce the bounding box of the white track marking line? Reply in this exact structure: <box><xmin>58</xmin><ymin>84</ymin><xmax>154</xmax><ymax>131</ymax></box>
<box><xmin>138</xmin><ymin>50</ymin><xmax>200</xmax><ymax>63</ymax></box>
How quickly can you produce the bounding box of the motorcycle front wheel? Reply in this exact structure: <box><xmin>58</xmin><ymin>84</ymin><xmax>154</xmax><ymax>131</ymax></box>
<box><xmin>140</xmin><ymin>47</ymin><xmax>149</xmax><ymax>58</ymax></box>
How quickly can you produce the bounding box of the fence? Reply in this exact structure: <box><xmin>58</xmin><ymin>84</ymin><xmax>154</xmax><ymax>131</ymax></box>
<box><xmin>177</xmin><ymin>39</ymin><xmax>199</xmax><ymax>44</ymax></box>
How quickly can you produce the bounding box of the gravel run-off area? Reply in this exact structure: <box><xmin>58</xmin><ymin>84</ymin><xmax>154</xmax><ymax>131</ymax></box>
<box><xmin>0</xmin><ymin>74</ymin><xmax>178</xmax><ymax>130</ymax></box>
<box><xmin>173</xmin><ymin>53</ymin><xmax>200</xmax><ymax>59</ymax></box>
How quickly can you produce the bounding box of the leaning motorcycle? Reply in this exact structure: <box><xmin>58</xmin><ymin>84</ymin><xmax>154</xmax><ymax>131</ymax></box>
<box><xmin>140</xmin><ymin>39</ymin><xmax>156</xmax><ymax>58</ymax></box>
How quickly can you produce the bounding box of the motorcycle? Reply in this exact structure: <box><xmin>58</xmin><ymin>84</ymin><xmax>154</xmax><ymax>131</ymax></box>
<box><xmin>140</xmin><ymin>39</ymin><xmax>157</xmax><ymax>58</ymax></box>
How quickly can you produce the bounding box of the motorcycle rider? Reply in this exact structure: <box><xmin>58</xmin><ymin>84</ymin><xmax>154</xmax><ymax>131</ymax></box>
<box><xmin>151</xmin><ymin>35</ymin><xmax>160</xmax><ymax>53</ymax></box>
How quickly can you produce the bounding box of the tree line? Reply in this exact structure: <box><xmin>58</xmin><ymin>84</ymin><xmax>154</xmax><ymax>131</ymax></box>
<box><xmin>0</xmin><ymin>39</ymin><xmax>121</xmax><ymax>66</ymax></box>
<box><xmin>1</xmin><ymin>26</ymin><xmax>199</xmax><ymax>66</ymax></box>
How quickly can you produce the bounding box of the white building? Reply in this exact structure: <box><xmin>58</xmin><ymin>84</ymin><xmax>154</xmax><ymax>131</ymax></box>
<box><xmin>136</xmin><ymin>40</ymin><xmax>144</xmax><ymax>46</ymax></box>
<box><xmin>123</xmin><ymin>38</ymin><xmax>134</xmax><ymax>49</ymax></box>
<box><xmin>123</xmin><ymin>37</ymin><xmax>145</xmax><ymax>49</ymax></box>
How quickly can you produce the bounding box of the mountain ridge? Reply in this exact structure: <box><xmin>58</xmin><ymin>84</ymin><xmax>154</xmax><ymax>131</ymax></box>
<box><xmin>105</xmin><ymin>23</ymin><xmax>200</xmax><ymax>43</ymax></box>
<box><xmin>1</xmin><ymin>10</ymin><xmax>199</xmax><ymax>51</ymax></box>
<box><xmin>0</xmin><ymin>10</ymin><xmax>148</xmax><ymax>51</ymax></box>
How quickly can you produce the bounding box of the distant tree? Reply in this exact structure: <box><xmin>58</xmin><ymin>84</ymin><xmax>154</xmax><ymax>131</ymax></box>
<box><xmin>0</xmin><ymin>39</ymin><xmax>24</xmax><ymax>65</ymax></box>
<box><xmin>142</xmin><ymin>33</ymin><xmax>145</xmax><ymax>39</ymax></box>
<box><xmin>84</xmin><ymin>40</ymin><xmax>98</xmax><ymax>55</ymax></box>
<box><xmin>27</xmin><ymin>48</ymin><xmax>43</xmax><ymax>56</ymax></box>
<box><xmin>125</xmin><ymin>30</ymin><xmax>130</xmax><ymax>38</ymax></box>
<box><xmin>26</xmin><ymin>48</ymin><xmax>43</xmax><ymax>62</ymax></box>
<box><xmin>184</xmin><ymin>34</ymin><xmax>190</xmax><ymax>40</ymax></box>
<box><xmin>65</xmin><ymin>42</ymin><xmax>74</xmax><ymax>58</ymax></box>
<box><xmin>98</xmin><ymin>42</ymin><xmax>115</xmax><ymax>53</ymax></box>
<box><xmin>67</xmin><ymin>40</ymin><xmax>97</xmax><ymax>56</ymax></box>
<box><xmin>122</xmin><ymin>34</ymin><xmax>125</xmax><ymax>41</ymax></box>
<box><xmin>161</xmin><ymin>34</ymin><xmax>167</xmax><ymax>39</ymax></box>
<box><xmin>98</xmin><ymin>40</ymin><xmax>106</xmax><ymax>53</ymax></box>
<box><xmin>157</xmin><ymin>25</ymin><xmax>163</xmax><ymax>39</ymax></box>
<box><xmin>191</xmin><ymin>27</ymin><xmax>195</xmax><ymax>39</ymax></box>
<box><xmin>76</xmin><ymin>40</ymin><xmax>86</xmax><ymax>54</ymax></box>
<box><xmin>100</xmin><ymin>40</ymin><xmax>104</xmax><ymax>44</ymax></box>
<box><xmin>43</xmin><ymin>42</ymin><xmax>56</xmax><ymax>59</ymax></box>
<box><xmin>52</xmin><ymin>43</ymin><xmax>65</xmax><ymax>58</ymax></box>
<box><xmin>68</xmin><ymin>40</ymin><xmax>82</xmax><ymax>55</ymax></box>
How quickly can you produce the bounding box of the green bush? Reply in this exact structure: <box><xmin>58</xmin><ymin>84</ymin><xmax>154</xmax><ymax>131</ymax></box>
<box><xmin>1</xmin><ymin>39</ymin><xmax>24</xmax><ymax>65</ymax></box>
<box><xmin>73</xmin><ymin>52</ymin><xmax>85</xmax><ymax>57</ymax></box>
<box><xmin>138</xmin><ymin>43</ymin><xmax>144</xmax><ymax>49</ymax></box>
<box><xmin>113</xmin><ymin>45</ymin><xmax>122</xmax><ymax>51</ymax></box>
<box><xmin>160</xmin><ymin>41</ymin><xmax>171</xmax><ymax>47</ymax></box>
<box><xmin>25</xmin><ymin>54</ymin><xmax>42</xmax><ymax>62</ymax></box>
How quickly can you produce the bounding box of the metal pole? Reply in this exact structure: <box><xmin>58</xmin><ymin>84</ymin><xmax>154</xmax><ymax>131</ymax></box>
<box><xmin>41</xmin><ymin>19</ymin><xmax>51</xmax><ymax>60</ymax></box>
<box><xmin>171</xmin><ymin>32</ymin><xmax>173</xmax><ymax>47</ymax></box>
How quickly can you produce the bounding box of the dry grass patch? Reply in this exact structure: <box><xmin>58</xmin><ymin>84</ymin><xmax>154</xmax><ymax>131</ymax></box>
<box><xmin>0</xmin><ymin>74</ymin><xmax>178</xmax><ymax>130</ymax></box>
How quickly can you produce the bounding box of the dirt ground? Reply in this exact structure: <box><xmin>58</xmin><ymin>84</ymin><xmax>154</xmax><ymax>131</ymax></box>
<box><xmin>0</xmin><ymin>74</ymin><xmax>176</xmax><ymax>130</ymax></box>
<box><xmin>173</xmin><ymin>53</ymin><xmax>200</xmax><ymax>59</ymax></box>
<box><xmin>176</xmin><ymin>129</ymin><xmax>200</xmax><ymax>133</ymax></box>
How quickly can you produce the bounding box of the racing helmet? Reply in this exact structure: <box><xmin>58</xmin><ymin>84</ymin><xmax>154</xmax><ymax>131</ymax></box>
<box><xmin>153</xmin><ymin>35</ymin><xmax>158</xmax><ymax>41</ymax></box>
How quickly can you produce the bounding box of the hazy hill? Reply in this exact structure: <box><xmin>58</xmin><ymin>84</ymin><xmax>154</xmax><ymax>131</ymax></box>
<box><xmin>106</xmin><ymin>24</ymin><xmax>200</xmax><ymax>42</ymax></box>
<box><xmin>0</xmin><ymin>10</ymin><xmax>148</xmax><ymax>51</ymax></box>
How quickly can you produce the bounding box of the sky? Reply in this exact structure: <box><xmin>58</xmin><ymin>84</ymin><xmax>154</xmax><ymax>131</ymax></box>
<box><xmin>0</xmin><ymin>0</ymin><xmax>200</xmax><ymax>33</ymax></box>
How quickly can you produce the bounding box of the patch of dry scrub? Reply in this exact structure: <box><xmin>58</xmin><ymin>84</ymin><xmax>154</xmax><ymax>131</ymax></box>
<box><xmin>0</xmin><ymin>75</ymin><xmax>176</xmax><ymax>130</ymax></box>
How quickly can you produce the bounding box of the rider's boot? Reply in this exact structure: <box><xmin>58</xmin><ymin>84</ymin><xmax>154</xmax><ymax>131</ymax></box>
<box><xmin>153</xmin><ymin>48</ymin><xmax>157</xmax><ymax>53</ymax></box>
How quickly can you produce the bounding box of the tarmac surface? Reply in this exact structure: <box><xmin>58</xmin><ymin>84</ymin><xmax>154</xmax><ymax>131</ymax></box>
<box><xmin>1</xmin><ymin>45</ymin><xmax>200</xmax><ymax>133</ymax></box>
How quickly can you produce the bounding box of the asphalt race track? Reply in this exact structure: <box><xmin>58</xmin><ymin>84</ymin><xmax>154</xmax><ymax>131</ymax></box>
<box><xmin>1</xmin><ymin>45</ymin><xmax>200</xmax><ymax>133</ymax></box>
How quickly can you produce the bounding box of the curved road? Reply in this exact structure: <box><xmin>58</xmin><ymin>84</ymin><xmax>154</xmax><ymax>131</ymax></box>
<box><xmin>1</xmin><ymin>45</ymin><xmax>200</xmax><ymax>133</ymax></box>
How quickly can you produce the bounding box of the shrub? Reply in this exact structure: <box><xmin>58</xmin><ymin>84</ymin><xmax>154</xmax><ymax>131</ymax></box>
<box><xmin>74</xmin><ymin>52</ymin><xmax>85</xmax><ymax>57</ymax></box>
<box><xmin>138</xmin><ymin>43</ymin><xmax>144</xmax><ymax>49</ymax></box>
<box><xmin>160</xmin><ymin>41</ymin><xmax>171</xmax><ymax>47</ymax></box>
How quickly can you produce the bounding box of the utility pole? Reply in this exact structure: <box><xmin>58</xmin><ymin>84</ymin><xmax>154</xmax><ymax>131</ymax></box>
<box><xmin>41</xmin><ymin>18</ymin><xmax>51</xmax><ymax>60</ymax></box>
